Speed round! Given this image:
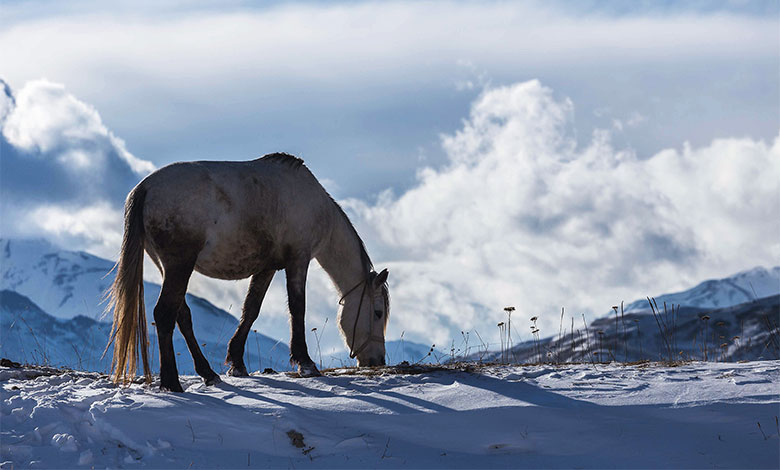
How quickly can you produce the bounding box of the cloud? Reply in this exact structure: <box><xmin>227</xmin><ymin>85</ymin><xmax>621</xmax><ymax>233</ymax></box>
<box><xmin>1</xmin><ymin>76</ymin><xmax>777</xmax><ymax>356</ymax></box>
<box><xmin>0</xmin><ymin>79</ymin><xmax>154</xmax><ymax>258</ymax></box>
<box><xmin>345</xmin><ymin>80</ymin><xmax>780</xmax><ymax>345</ymax></box>
<box><xmin>0</xmin><ymin>78</ymin><xmax>355</xmax><ymax>355</ymax></box>
<box><xmin>0</xmin><ymin>1</ymin><xmax>776</xmax><ymax>199</ymax></box>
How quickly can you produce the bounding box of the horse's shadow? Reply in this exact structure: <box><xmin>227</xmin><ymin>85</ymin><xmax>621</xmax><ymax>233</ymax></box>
<box><xmin>153</xmin><ymin>369</ymin><xmax>600</xmax><ymax>418</ymax></box>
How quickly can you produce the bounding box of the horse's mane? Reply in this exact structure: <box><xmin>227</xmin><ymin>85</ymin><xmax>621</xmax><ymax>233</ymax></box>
<box><xmin>328</xmin><ymin>193</ymin><xmax>374</xmax><ymax>273</ymax></box>
<box><xmin>260</xmin><ymin>152</ymin><xmax>374</xmax><ymax>273</ymax></box>
<box><xmin>260</xmin><ymin>152</ymin><xmax>304</xmax><ymax>169</ymax></box>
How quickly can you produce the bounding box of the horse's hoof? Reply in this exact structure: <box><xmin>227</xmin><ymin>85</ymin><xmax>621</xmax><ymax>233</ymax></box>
<box><xmin>160</xmin><ymin>381</ymin><xmax>184</xmax><ymax>393</ymax></box>
<box><xmin>205</xmin><ymin>374</ymin><xmax>222</xmax><ymax>386</ymax></box>
<box><xmin>227</xmin><ymin>366</ymin><xmax>249</xmax><ymax>377</ymax></box>
<box><xmin>298</xmin><ymin>364</ymin><xmax>321</xmax><ymax>377</ymax></box>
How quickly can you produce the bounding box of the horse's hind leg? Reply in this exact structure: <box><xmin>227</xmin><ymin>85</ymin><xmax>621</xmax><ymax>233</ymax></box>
<box><xmin>177</xmin><ymin>301</ymin><xmax>220</xmax><ymax>385</ymax></box>
<box><xmin>286</xmin><ymin>258</ymin><xmax>320</xmax><ymax>377</ymax></box>
<box><xmin>154</xmin><ymin>261</ymin><xmax>195</xmax><ymax>392</ymax></box>
<box><xmin>226</xmin><ymin>269</ymin><xmax>275</xmax><ymax>376</ymax></box>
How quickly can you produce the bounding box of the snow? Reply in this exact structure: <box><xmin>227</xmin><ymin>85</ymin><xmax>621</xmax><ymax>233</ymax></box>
<box><xmin>2</xmin><ymin>361</ymin><xmax>778</xmax><ymax>468</ymax></box>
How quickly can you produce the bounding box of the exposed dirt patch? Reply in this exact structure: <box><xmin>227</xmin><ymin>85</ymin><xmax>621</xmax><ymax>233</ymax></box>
<box><xmin>286</xmin><ymin>429</ymin><xmax>314</xmax><ymax>455</ymax></box>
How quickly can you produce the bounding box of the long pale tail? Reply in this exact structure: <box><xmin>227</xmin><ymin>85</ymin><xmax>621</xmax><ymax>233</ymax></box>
<box><xmin>104</xmin><ymin>186</ymin><xmax>151</xmax><ymax>384</ymax></box>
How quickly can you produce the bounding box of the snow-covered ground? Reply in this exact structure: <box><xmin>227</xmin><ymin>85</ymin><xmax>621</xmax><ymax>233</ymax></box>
<box><xmin>2</xmin><ymin>361</ymin><xmax>778</xmax><ymax>469</ymax></box>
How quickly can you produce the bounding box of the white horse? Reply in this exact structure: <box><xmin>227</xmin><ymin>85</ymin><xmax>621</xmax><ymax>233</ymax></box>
<box><xmin>106</xmin><ymin>153</ymin><xmax>389</xmax><ymax>392</ymax></box>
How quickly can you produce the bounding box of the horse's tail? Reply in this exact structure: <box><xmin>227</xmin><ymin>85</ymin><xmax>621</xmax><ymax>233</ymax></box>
<box><xmin>103</xmin><ymin>185</ymin><xmax>152</xmax><ymax>384</ymax></box>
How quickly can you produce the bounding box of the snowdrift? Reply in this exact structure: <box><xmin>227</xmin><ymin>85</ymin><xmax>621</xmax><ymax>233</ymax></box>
<box><xmin>1</xmin><ymin>361</ymin><xmax>778</xmax><ymax>468</ymax></box>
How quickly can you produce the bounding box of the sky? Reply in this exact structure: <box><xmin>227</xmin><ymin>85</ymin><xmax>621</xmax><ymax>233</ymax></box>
<box><xmin>1</xmin><ymin>0</ymin><xmax>778</xmax><ymax>356</ymax></box>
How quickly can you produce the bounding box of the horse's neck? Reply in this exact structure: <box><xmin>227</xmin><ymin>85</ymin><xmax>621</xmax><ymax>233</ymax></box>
<box><xmin>315</xmin><ymin>216</ymin><xmax>368</xmax><ymax>294</ymax></box>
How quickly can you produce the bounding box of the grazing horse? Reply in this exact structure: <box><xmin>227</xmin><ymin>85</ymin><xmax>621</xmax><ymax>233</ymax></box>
<box><xmin>106</xmin><ymin>153</ymin><xmax>390</xmax><ymax>392</ymax></box>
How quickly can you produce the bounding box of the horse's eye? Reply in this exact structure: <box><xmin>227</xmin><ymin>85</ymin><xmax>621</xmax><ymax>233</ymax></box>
<box><xmin>374</xmin><ymin>309</ymin><xmax>383</xmax><ymax>318</ymax></box>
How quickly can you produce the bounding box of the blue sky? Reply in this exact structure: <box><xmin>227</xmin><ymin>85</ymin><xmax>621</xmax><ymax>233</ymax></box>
<box><xmin>1</xmin><ymin>0</ymin><xmax>778</xmax><ymax>354</ymax></box>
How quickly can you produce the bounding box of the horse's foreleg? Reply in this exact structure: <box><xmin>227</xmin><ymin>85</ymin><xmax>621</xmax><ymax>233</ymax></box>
<box><xmin>226</xmin><ymin>269</ymin><xmax>275</xmax><ymax>376</ymax></box>
<box><xmin>285</xmin><ymin>259</ymin><xmax>320</xmax><ymax>377</ymax></box>
<box><xmin>177</xmin><ymin>301</ymin><xmax>221</xmax><ymax>385</ymax></box>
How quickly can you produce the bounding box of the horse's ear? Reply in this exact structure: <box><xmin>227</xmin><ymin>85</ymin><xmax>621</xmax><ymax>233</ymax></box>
<box><xmin>374</xmin><ymin>268</ymin><xmax>389</xmax><ymax>286</ymax></box>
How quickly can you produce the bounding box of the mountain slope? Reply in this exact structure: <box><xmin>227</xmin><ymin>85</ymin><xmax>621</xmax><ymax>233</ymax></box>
<box><xmin>484</xmin><ymin>295</ymin><xmax>780</xmax><ymax>364</ymax></box>
<box><xmin>0</xmin><ymin>238</ymin><xmax>437</xmax><ymax>371</ymax></box>
<box><xmin>1</xmin><ymin>238</ymin><xmax>114</xmax><ymax>320</ymax></box>
<box><xmin>624</xmin><ymin>266</ymin><xmax>780</xmax><ymax>312</ymax></box>
<box><xmin>473</xmin><ymin>266</ymin><xmax>780</xmax><ymax>364</ymax></box>
<box><xmin>0</xmin><ymin>288</ymin><xmax>292</xmax><ymax>375</ymax></box>
<box><xmin>0</xmin><ymin>238</ymin><xmax>291</xmax><ymax>374</ymax></box>
<box><xmin>0</xmin><ymin>289</ymin><xmax>110</xmax><ymax>370</ymax></box>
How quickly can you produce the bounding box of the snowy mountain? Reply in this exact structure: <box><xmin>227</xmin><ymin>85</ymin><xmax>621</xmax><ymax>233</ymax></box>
<box><xmin>0</xmin><ymin>238</ymin><xmax>291</xmax><ymax>374</ymax></box>
<box><xmin>1</xmin><ymin>238</ymin><xmax>115</xmax><ymax>320</ymax></box>
<box><xmin>1</xmin><ymin>290</ymin><xmax>113</xmax><ymax>371</ymax></box>
<box><xmin>624</xmin><ymin>266</ymin><xmax>780</xmax><ymax>312</ymax></box>
<box><xmin>477</xmin><ymin>267</ymin><xmax>780</xmax><ymax>364</ymax></box>
<box><xmin>483</xmin><ymin>295</ymin><xmax>779</xmax><ymax>364</ymax></box>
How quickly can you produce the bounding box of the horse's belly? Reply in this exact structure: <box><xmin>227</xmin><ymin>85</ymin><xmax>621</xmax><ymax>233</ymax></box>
<box><xmin>194</xmin><ymin>237</ymin><xmax>279</xmax><ymax>280</ymax></box>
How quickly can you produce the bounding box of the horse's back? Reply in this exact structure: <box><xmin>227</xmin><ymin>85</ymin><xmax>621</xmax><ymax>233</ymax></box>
<box><xmin>139</xmin><ymin>155</ymin><xmax>334</xmax><ymax>279</ymax></box>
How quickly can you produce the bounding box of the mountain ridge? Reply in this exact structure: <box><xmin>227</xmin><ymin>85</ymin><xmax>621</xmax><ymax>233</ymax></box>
<box><xmin>0</xmin><ymin>238</ymin><xmax>292</xmax><ymax>374</ymax></box>
<box><xmin>2</xmin><ymin>237</ymin><xmax>777</xmax><ymax>370</ymax></box>
<box><xmin>0</xmin><ymin>238</ymin><xmax>431</xmax><ymax>371</ymax></box>
<box><xmin>624</xmin><ymin>266</ymin><xmax>780</xmax><ymax>312</ymax></box>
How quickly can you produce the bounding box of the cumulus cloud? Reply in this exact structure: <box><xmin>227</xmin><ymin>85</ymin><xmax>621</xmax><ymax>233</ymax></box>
<box><xmin>1</xmin><ymin>76</ymin><xmax>777</xmax><ymax>355</ymax></box>
<box><xmin>346</xmin><ymin>80</ymin><xmax>780</xmax><ymax>345</ymax></box>
<box><xmin>0</xmin><ymin>2</ymin><xmax>776</xmax><ymax>192</ymax></box>
<box><xmin>0</xmin><ymin>79</ymin><xmax>154</xmax><ymax>258</ymax></box>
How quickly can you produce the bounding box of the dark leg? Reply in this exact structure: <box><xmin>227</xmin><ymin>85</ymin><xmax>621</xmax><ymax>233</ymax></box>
<box><xmin>177</xmin><ymin>301</ymin><xmax>221</xmax><ymax>385</ymax></box>
<box><xmin>154</xmin><ymin>262</ymin><xmax>195</xmax><ymax>393</ymax></box>
<box><xmin>226</xmin><ymin>269</ymin><xmax>275</xmax><ymax>376</ymax></box>
<box><xmin>286</xmin><ymin>258</ymin><xmax>320</xmax><ymax>377</ymax></box>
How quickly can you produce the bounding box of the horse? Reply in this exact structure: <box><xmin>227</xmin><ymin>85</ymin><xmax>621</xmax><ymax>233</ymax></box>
<box><xmin>105</xmin><ymin>153</ymin><xmax>390</xmax><ymax>392</ymax></box>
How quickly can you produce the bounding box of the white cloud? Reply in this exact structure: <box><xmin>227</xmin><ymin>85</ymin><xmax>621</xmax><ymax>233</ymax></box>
<box><xmin>0</xmin><ymin>80</ymin><xmax>155</xmax><ymax>257</ymax></box>
<box><xmin>16</xmin><ymin>203</ymin><xmax>124</xmax><ymax>260</ymax></box>
<box><xmin>346</xmin><ymin>80</ymin><xmax>780</xmax><ymax>346</ymax></box>
<box><xmin>2</xmin><ymin>79</ymin><xmax>154</xmax><ymax>174</ymax></box>
<box><xmin>0</xmin><ymin>3</ymin><xmax>774</xmax><ymax>117</ymax></box>
<box><xmin>1</xmin><ymin>75</ymin><xmax>777</xmax><ymax>356</ymax></box>
<box><xmin>1</xmin><ymin>2</ymin><xmax>775</xmax><ymax>200</ymax></box>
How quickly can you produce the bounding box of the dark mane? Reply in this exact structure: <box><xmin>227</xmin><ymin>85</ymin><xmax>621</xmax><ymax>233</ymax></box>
<box><xmin>260</xmin><ymin>152</ymin><xmax>305</xmax><ymax>170</ymax></box>
<box><xmin>328</xmin><ymin>193</ymin><xmax>374</xmax><ymax>273</ymax></box>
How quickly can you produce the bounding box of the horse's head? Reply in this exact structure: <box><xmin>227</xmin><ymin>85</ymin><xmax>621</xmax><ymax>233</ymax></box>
<box><xmin>338</xmin><ymin>268</ymin><xmax>390</xmax><ymax>367</ymax></box>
